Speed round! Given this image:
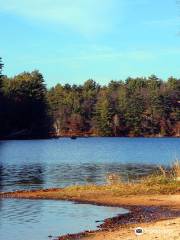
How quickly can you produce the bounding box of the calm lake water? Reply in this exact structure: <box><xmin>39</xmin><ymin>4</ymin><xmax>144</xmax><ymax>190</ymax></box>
<box><xmin>0</xmin><ymin>199</ymin><xmax>128</xmax><ymax>240</ymax></box>
<box><xmin>0</xmin><ymin>137</ymin><xmax>179</xmax><ymax>239</ymax></box>
<box><xmin>0</xmin><ymin>137</ymin><xmax>179</xmax><ymax>192</ymax></box>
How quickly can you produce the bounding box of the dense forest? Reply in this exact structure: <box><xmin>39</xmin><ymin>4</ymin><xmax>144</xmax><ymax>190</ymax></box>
<box><xmin>0</xmin><ymin>58</ymin><xmax>180</xmax><ymax>138</ymax></box>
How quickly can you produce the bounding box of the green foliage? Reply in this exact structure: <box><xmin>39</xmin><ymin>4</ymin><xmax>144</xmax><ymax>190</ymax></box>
<box><xmin>0</xmin><ymin>58</ymin><xmax>4</xmax><ymax>93</ymax></box>
<box><xmin>0</xmin><ymin>69</ymin><xmax>51</xmax><ymax>138</ymax></box>
<box><xmin>0</xmin><ymin>58</ymin><xmax>3</xmax><ymax>77</ymax></box>
<box><xmin>0</xmin><ymin>58</ymin><xmax>180</xmax><ymax>138</ymax></box>
<box><xmin>0</xmin><ymin>58</ymin><xmax>5</xmax><ymax>136</ymax></box>
<box><xmin>94</xmin><ymin>89</ymin><xmax>113</xmax><ymax>136</ymax></box>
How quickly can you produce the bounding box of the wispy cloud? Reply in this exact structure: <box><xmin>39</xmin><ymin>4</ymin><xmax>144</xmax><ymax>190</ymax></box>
<box><xmin>0</xmin><ymin>0</ymin><xmax>122</xmax><ymax>36</ymax></box>
<box><xmin>18</xmin><ymin>45</ymin><xmax>180</xmax><ymax>66</ymax></box>
<box><xmin>70</xmin><ymin>44</ymin><xmax>169</xmax><ymax>62</ymax></box>
<box><xmin>15</xmin><ymin>46</ymin><xmax>156</xmax><ymax>65</ymax></box>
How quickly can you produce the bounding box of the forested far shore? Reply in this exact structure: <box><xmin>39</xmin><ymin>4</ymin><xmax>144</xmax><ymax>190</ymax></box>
<box><xmin>0</xmin><ymin>58</ymin><xmax>180</xmax><ymax>139</ymax></box>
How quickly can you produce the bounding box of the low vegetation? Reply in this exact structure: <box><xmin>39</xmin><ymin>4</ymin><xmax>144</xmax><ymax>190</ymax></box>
<box><xmin>61</xmin><ymin>161</ymin><xmax>180</xmax><ymax>196</ymax></box>
<box><xmin>172</xmin><ymin>160</ymin><xmax>180</xmax><ymax>180</ymax></box>
<box><xmin>0</xmin><ymin>162</ymin><xmax>179</xmax><ymax>200</ymax></box>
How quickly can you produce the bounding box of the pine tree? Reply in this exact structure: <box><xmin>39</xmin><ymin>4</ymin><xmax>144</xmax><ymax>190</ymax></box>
<box><xmin>95</xmin><ymin>90</ymin><xmax>113</xmax><ymax>136</ymax></box>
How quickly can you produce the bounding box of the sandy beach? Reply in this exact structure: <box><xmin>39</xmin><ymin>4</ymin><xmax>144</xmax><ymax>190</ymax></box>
<box><xmin>1</xmin><ymin>188</ymin><xmax>180</xmax><ymax>239</ymax></box>
<box><xmin>82</xmin><ymin>217</ymin><xmax>180</xmax><ymax>240</ymax></box>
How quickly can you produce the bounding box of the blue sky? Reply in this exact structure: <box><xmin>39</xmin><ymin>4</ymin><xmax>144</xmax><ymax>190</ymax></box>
<box><xmin>0</xmin><ymin>0</ymin><xmax>180</xmax><ymax>87</ymax></box>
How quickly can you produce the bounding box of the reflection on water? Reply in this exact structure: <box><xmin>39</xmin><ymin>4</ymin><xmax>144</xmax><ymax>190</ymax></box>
<box><xmin>0</xmin><ymin>138</ymin><xmax>179</xmax><ymax>239</ymax></box>
<box><xmin>0</xmin><ymin>137</ymin><xmax>179</xmax><ymax>192</ymax></box>
<box><xmin>0</xmin><ymin>162</ymin><xmax>158</xmax><ymax>192</ymax></box>
<box><xmin>0</xmin><ymin>199</ymin><xmax>129</xmax><ymax>240</ymax></box>
<box><xmin>0</xmin><ymin>165</ymin><xmax>3</xmax><ymax>191</ymax></box>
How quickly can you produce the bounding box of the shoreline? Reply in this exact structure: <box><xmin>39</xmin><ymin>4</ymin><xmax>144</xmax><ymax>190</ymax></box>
<box><xmin>79</xmin><ymin>217</ymin><xmax>180</xmax><ymax>240</ymax></box>
<box><xmin>1</xmin><ymin>188</ymin><xmax>180</xmax><ymax>239</ymax></box>
<box><xmin>59</xmin><ymin>206</ymin><xmax>180</xmax><ymax>240</ymax></box>
<box><xmin>0</xmin><ymin>135</ymin><xmax>180</xmax><ymax>140</ymax></box>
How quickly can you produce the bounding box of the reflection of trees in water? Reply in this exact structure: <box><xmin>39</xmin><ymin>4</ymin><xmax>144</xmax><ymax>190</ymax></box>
<box><xmin>46</xmin><ymin>164</ymin><xmax>103</xmax><ymax>186</ymax></box>
<box><xmin>83</xmin><ymin>165</ymin><xmax>102</xmax><ymax>183</ymax></box>
<box><xmin>0</xmin><ymin>165</ymin><xmax>4</xmax><ymax>191</ymax></box>
<box><xmin>14</xmin><ymin>164</ymin><xmax>45</xmax><ymax>186</ymax></box>
<box><xmin>15</xmin><ymin>164</ymin><xmax>44</xmax><ymax>188</ymax></box>
<box><xmin>47</xmin><ymin>163</ymin><xmax>158</xmax><ymax>186</ymax></box>
<box><xmin>103</xmin><ymin>163</ymin><xmax>157</xmax><ymax>181</ymax></box>
<box><xmin>0</xmin><ymin>164</ymin><xmax>45</xmax><ymax>191</ymax></box>
<box><xmin>0</xmin><ymin>142</ymin><xmax>4</xmax><ymax>191</ymax></box>
<box><xmin>81</xmin><ymin>163</ymin><xmax>157</xmax><ymax>183</ymax></box>
<box><xmin>0</xmin><ymin>161</ymin><xmax>158</xmax><ymax>191</ymax></box>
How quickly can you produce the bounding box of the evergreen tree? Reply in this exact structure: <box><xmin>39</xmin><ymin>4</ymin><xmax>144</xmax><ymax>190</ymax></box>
<box><xmin>95</xmin><ymin>89</ymin><xmax>113</xmax><ymax>136</ymax></box>
<box><xmin>0</xmin><ymin>60</ymin><xmax>180</xmax><ymax>138</ymax></box>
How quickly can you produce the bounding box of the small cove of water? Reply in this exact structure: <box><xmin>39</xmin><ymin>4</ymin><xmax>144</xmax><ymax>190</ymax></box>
<box><xmin>0</xmin><ymin>199</ymin><xmax>129</xmax><ymax>240</ymax></box>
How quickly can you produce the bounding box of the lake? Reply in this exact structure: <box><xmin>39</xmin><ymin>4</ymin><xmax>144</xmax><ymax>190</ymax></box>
<box><xmin>0</xmin><ymin>137</ymin><xmax>179</xmax><ymax>239</ymax></box>
<box><xmin>0</xmin><ymin>199</ymin><xmax>128</xmax><ymax>240</ymax></box>
<box><xmin>0</xmin><ymin>137</ymin><xmax>179</xmax><ymax>192</ymax></box>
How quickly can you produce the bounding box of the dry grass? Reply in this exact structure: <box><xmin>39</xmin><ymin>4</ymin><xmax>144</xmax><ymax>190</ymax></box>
<box><xmin>64</xmin><ymin>162</ymin><xmax>180</xmax><ymax>196</ymax></box>
<box><xmin>0</xmin><ymin>162</ymin><xmax>179</xmax><ymax>200</ymax></box>
<box><xmin>63</xmin><ymin>179</ymin><xmax>179</xmax><ymax>197</ymax></box>
<box><xmin>106</xmin><ymin>173</ymin><xmax>122</xmax><ymax>185</ymax></box>
<box><xmin>171</xmin><ymin>160</ymin><xmax>180</xmax><ymax>180</ymax></box>
<box><xmin>62</xmin><ymin>161</ymin><xmax>180</xmax><ymax>196</ymax></box>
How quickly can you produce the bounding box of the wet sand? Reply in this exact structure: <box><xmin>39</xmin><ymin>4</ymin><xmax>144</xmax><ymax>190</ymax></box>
<box><xmin>0</xmin><ymin>189</ymin><xmax>180</xmax><ymax>240</ymax></box>
<box><xmin>0</xmin><ymin>189</ymin><xmax>180</xmax><ymax>208</ymax></box>
<box><xmin>59</xmin><ymin>205</ymin><xmax>180</xmax><ymax>240</ymax></box>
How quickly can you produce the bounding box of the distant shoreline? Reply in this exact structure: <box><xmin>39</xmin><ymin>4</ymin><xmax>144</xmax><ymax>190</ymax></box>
<box><xmin>0</xmin><ymin>134</ymin><xmax>180</xmax><ymax>140</ymax></box>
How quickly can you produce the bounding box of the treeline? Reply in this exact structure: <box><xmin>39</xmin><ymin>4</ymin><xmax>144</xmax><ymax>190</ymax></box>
<box><xmin>0</xmin><ymin>59</ymin><xmax>51</xmax><ymax>138</ymax></box>
<box><xmin>48</xmin><ymin>75</ymin><xmax>180</xmax><ymax>137</ymax></box>
<box><xmin>0</xmin><ymin>58</ymin><xmax>180</xmax><ymax>138</ymax></box>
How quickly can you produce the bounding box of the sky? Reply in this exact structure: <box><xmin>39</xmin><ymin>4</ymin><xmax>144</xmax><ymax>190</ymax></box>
<box><xmin>0</xmin><ymin>0</ymin><xmax>180</xmax><ymax>87</ymax></box>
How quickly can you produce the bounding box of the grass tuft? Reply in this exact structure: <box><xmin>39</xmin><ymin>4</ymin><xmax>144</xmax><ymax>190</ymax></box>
<box><xmin>62</xmin><ymin>162</ymin><xmax>180</xmax><ymax>197</ymax></box>
<box><xmin>171</xmin><ymin>160</ymin><xmax>180</xmax><ymax>179</ymax></box>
